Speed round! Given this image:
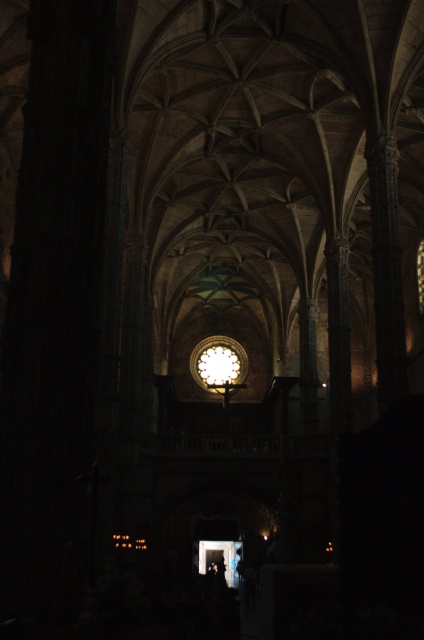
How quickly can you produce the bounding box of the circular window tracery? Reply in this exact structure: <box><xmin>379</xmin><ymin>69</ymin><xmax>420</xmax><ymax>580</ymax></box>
<box><xmin>190</xmin><ymin>336</ymin><xmax>248</xmax><ymax>391</ymax></box>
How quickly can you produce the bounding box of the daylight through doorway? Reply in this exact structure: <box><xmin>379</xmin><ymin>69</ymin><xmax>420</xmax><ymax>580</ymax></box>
<box><xmin>198</xmin><ymin>540</ymin><xmax>243</xmax><ymax>582</ymax></box>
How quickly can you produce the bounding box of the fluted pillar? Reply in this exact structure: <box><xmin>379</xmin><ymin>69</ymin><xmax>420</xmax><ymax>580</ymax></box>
<box><xmin>0</xmin><ymin>0</ymin><xmax>116</xmax><ymax>615</ymax></box>
<box><xmin>143</xmin><ymin>296</ymin><xmax>157</xmax><ymax>432</ymax></box>
<box><xmin>325</xmin><ymin>237</ymin><xmax>353</xmax><ymax>557</ymax></box>
<box><xmin>155</xmin><ymin>375</ymin><xmax>175</xmax><ymax>433</ymax></box>
<box><xmin>116</xmin><ymin>232</ymin><xmax>148</xmax><ymax>535</ymax></box>
<box><xmin>95</xmin><ymin>130</ymin><xmax>129</xmax><ymax>449</ymax></box>
<box><xmin>157</xmin><ymin>340</ymin><xmax>169</xmax><ymax>375</ymax></box>
<box><xmin>119</xmin><ymin>233</ymin><xmax>148</xmax><ymax>430</ymax></box>
<box><xmin>365</xmin><ymin>135</ymin><xmax>409</xmax><ymax>410</ymax></box>
<box><xmin>93</xmin><ymin>130</ymin><xmax>129</xmax><ymax>555</ymax></box>
<box><xmin>325</xmin><ymin>237</ymin><xmax>352</xmax><ymax>432</ymax></box>
<box><xmin>298</xmin><ymin>297</ymin><xmax>320</xmax><ymax>432</ymax></box>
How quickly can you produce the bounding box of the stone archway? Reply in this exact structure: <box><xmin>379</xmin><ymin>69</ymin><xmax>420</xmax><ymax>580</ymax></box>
<box><xmin>158</xmin><ymin>484</ymin><xmax>278</xmax><ymax>580</ymax></box>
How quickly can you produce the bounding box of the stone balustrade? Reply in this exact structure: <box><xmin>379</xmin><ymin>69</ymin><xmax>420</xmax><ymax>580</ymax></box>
<box><xmin>138</xmin><ymin>432</ymin><xmax>331</xmax><ymax>458</ymax></box>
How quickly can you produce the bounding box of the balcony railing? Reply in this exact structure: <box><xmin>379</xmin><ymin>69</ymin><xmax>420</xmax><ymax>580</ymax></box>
<box><xmin>138</xmin><ymin>432</ymin><xmax>331</xmax><ymax>458</ymax></box>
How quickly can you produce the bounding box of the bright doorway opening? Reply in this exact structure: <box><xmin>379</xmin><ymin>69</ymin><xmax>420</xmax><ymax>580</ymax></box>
<box><xmin>198</xmin><ymin>540</ymin><xmax>243</xmax><ymax>583</ymax></box>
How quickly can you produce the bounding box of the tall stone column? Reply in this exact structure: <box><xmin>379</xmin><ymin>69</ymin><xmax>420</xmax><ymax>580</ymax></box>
<box><xmin>155</xmin><ymin>375</ymin><xmax>175</xmax><ymax>433</ymax></box>
<box><xmin>364</xmin><ymin>344</ymin><xmax>372</xmax><ymax>392</ymax></box>
<box><xmin>143</xmin><ymin>296</ymin><xmax>158</xmax><ymax>432</ymax></box>
<box><xmin>119</xmin><ymin>233</ymin><xmax>148</xmax><ymax>430</ymax></box>
<box><xmin>298</xmin><ymin>297</ymin><xmax>320</xmax><ymax>432</ymax></box>
<box><xmin>325</xmin><ymin>237</ymin><xmax>352</xmax><ymax>557</ymax></box>
<box><xmin>365</xmin><ymin>135</ymin><xmax>409</xmax><ymax>410</ymax></box>
<box><xmin>116</xmin><ymin>232</ymin><xmax>148</xmax><ymax>538</ymax></box>
<box><xmin>0</xmin><ymin>1</ymin><xmax>117</xmax><ymax>615</ymax></box>
<box><xmin>157</xmin><ymin>340</ymin><xmax>169</xmax><ymax>375</ymax></box>
<box><xmin>362</xmin><ymin>337</ymin><xmax>377</xmax><ymax>425</ymax></box>
<box><xmin>281</xmin><ymin>344</ymin><xmax>289</xmax><ymax>370</ymax></box>
<box><xmin>325</xmin><ymin>237</ymin><xmax>352</xmax><ymax>432</ymax></box>
<box><xmin>93</xmin><ymin>129</ymin><xmax>130</xmax><ymax>556</ymax></box>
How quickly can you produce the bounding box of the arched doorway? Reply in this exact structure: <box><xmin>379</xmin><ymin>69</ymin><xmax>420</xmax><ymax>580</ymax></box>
<box><xmin>159</xmin><ymin>484</ymin><xmax>279</xmax><ymax>579</ymax></box>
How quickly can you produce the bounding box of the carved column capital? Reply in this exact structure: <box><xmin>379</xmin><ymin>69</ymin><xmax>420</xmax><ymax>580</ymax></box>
<box><xmin>365</xmin><ymin>135</ymin><xmax>401</xmax><ymax>246</ymax></box>
<box><xmin>298</xmin><ymin>297</ymin><xmax>319</xmax><ymax>324</ymax></box>
<box><xmin>365</xmin><ymin>135</ymin><xmax>399</xmax><ymax>176</ymax></box>
<box><xmin>109</xmin><ymin>128</ymin><xmax>131</xmax><ymax>155</ymax></box>
<box><xmin>325</xmin><ymin>236</ymin><xmax>350</xmax><ymax>267</ymax></box>
<box><xmin>124</xmin><ymin>232</ymin><xmax>149</xmax><ymax>263</ymax></box>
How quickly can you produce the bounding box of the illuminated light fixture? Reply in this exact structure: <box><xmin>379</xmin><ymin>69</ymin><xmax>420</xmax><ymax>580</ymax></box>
<box><xmin>113</xmin><ymin>534</ymin><xmax>136</xmax><ymax>550</ymax></box>
<box><xmin>325</xmin><ymin>541</ymin><xmax>334</xmax><ymax>564</ymax></box>
<box><xmin>135</xmin><ymin>538</ymin><xmax>148</xmax><ymax>551</ymax></box>
<box><xmin>190</xmin><ymin>336</ymin><xmax>248</xmax><ymax>390</ymax></box>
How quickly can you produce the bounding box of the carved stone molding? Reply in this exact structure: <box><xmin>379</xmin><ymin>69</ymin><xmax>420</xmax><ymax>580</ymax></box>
<box><xmin>95</xmin><ymin>126</ymin><xmax>130</xmax><ymax>429</ymax></box>
<box><xmin>142</xmin><ymin>296</ymin><xmax>158</xmax><ymax>431</ymax></box>
<box><xmin>365</xmin><ymin>134</ymin><xmax>409</xmax><ymax>407</ymax></box>
<box><xmin>124</xmin><ymin>232</ymin><xmax>149</xmax><ymax>263</ymax></box>
<box><xmin>365</xmin><ymin>135</ymin><xmax>399</xmax><ymax>175</ymax></box>
<box><xmin>108</xmin><ymin>130</ymin><xmax>131</xmax><ymax>176</ymax></box>
<box><xmin>325</xmin><ymin>236</ymin><xmax>350</xmax><ymax>268</ymax></box>
<box><xmin>324</xmin><ymin>236</ymin><xmax>352</xmax><ymax>431</ymax></box>
<box><xmin>405</xmin><ymin>108</ymin><xmax>421</xmax><ymax>117</ymax></box>
<box><xmin>298</xmin><ymin>298</ymin><xmax>319</xmax><ymax>387</ymax></box>
<box><xmin>315</xmin><ymin>69</ymin><xmax>337</xmax><ymax>82</ymax></box>
<box><xmin>298</xmin><ymin>297</ymin><xmax>319</xmax><ymax>323</ymax></box>
<box><xmin>364</xmin><ymin>346</ymin><xmax>372</xmax><ymax>391</ymax></box>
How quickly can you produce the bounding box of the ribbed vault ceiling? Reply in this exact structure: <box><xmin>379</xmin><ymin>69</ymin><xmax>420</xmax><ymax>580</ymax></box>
<box><xmin>1</xmin><ymin>0</ymin><xmax>424</xmax><ymax>351</ymax></box>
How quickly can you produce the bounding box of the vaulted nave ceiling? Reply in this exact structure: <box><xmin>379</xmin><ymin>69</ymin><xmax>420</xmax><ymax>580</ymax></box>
<box><xmin>1</xmin><ymin>1</ymin><xmax>424</xmax><ymax>348</ymax></box>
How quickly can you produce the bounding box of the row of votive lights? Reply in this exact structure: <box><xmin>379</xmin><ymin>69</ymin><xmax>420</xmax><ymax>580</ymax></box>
<box><xmin>113</xmin><ymin>534</ymin><xmax>147</xmax><ymax>551</ymax></box>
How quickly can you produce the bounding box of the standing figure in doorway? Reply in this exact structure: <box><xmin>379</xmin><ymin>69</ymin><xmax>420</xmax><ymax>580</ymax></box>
<box><xmin>236</xmin><ymin>558</ymin><xmax>244</xmax><ymax>581</ymax></box>
<box><xmin>216</xmin><ymin>555</ymin><xmax>227</xmax><ymax>584</ymax></box>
